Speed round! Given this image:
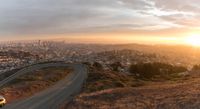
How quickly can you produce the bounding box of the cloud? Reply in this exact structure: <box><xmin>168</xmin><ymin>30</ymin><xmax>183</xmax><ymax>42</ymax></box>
<box><xmin>151</xmin><ymin>0</ymin><xmax>200</xmax><ymax>27</ymax></box>
<box><xmin>0</xmin><ymin>0</ymin><xmax>199</xmax><ymax>36</ymax></box>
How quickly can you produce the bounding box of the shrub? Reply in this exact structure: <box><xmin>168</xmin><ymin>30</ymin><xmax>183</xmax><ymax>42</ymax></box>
<box><xmin>93</xmin><ymin>62</ymin><xmax>103</xmax><ymax>70</ymax></box>
<box><xmin>110</xmin><ymin>62</ymin><xmax>122</xmax><ymax>72</ymax></box>
<box><xmin>192</xmin><ymin>64</ymin><xmax>200</xmax><ymax>70</ymax></box>
<box><xmin>129</xmin><ymin>62</ymin><xmax>187</xmax><ymax>79</ymax></box>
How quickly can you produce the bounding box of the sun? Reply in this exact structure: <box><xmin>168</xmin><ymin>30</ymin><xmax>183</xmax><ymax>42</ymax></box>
<box><xmin>185</xmin><ymin>34</ymin><xmax>200</xmax><ymax>47</ymax></box>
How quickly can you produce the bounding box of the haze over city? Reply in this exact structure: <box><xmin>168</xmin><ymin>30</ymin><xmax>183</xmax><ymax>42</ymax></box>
<box><xmin>2</xmin><ymin>1</ymin><xmax>200</xmax><ymax>109</ymax></box>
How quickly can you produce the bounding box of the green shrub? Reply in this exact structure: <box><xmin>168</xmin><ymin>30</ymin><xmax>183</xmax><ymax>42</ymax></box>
<box><xmin>129</xmin><ymin>62</ymin><xmax>187</xmax><ymax>80</ymax></box>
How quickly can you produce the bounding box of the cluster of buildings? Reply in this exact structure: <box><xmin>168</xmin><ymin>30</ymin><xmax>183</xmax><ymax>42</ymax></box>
<box><xmin>0</xmin><ymin>50</ymin><xmax>39</xmax><ymax>73</ymax></box>
<box><xmin>0</xmin><ymin>41</ymin><xmax>162</xmax><ymax>74</ymax></box>
<box><xmin>0</xmin><ymin>40</ymin><xmax>197</xmax><ymax>74</ymax></box>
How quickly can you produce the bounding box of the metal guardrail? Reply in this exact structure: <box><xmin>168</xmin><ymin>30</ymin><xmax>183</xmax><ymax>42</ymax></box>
<box><xmin>0</xmin><ymin>62</ymin><xmax>71</xmax><ymax>89</ymax></box>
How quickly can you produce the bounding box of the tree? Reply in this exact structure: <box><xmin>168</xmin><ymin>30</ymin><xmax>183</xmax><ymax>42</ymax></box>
<box><xmin>93</xmin><ymin>62</ymin><xmax>103</xmax><ymax>70</ymax></box>
<box><xmin>110</xmin><ymin>62</ymin><xmax>122</xmax><ymax>72</ymax></box>
<box><xmin>129</xmin><ymin>62</ymin><xmax>187</xmax><ymax>79</ymax></box>
<box><xmin>192</xmin><ymin>64</ymin><xmax>200</xmax><ymax>70</ymax></box>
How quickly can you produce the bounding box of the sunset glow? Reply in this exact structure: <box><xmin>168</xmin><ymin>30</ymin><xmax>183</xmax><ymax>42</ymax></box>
<box><xmin>2</xmin><ymin>1</ymin><xmax>200</xmax><ymax>108</ymax></box>
<box><xmin>185</xmin><ymin>34</ymin><xmax>200</xmax><ymax>47</ymax></box>
<box><xmin>0</xmin><ymin>0</ymin><xmax>200</xmax><ymax>46</ymax></box>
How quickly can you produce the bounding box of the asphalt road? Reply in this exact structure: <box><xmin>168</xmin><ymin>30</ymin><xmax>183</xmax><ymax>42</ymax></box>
<box><xmin>1</xmin><ymin>62</ymin><xmax>88</xmax><ymax>109</ymax></box>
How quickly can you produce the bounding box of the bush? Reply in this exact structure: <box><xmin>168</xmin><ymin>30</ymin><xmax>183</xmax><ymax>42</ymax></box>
<box><xmin>129</xmin><ymin>62</ymin><xmax>187</xmax><ymax>79</ymax></box>
<box><xmin>110</xmin><ymin>62</ymin><xmax>122</xmax><ymax>72</ymax></box>
<box><xmin>192</xmin><ymin>64</ymin><xmax>200</xmax><ymax>70</ymax></box>
<box><xmin>93</xmin><ymin>62</ymin><xmax>103</xmax><ymax>70</ymax></box>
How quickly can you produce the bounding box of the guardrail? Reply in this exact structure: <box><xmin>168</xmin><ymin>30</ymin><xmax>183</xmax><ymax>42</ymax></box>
<box><xmin>0</xmin><ymin>62</ymin><xmax>71</xmax><ymax>89</ymax></box>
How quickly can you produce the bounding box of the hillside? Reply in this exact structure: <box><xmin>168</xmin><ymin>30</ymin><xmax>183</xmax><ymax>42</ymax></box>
<box><xmin>67</xmin><ymin>74</ymin><xmax>200</xmax><ymax>109</ymax></box>
<box><xmin>61</xmin><ymin>63</ymin><xmax>200</xmax><ymax>109</ymax></box>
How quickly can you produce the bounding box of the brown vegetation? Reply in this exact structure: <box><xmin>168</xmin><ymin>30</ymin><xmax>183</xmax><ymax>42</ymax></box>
<box><xmin>63</xmin><ymin>63</ymin><xmax>198</xmax><ymax>109</ymax></box>
<box><xmin>67</xmin><ymin>72</ymin><xmax>200</xmax><ymax>109</ymax></box>
<box><xmin>0</xmin><ymin>66</ymin><xmax>72</xmax><ymax>103</ymax></box>
<box><xmin>83</xmin><ymin>65</ymin><xmax>144</xmax><ymax>93</ymax></box>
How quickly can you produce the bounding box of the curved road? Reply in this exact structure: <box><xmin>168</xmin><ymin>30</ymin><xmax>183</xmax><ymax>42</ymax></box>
<box><xmin>1</xmin><ymin>62</ymin><xmax>88</xmax><ymax>109</ymax></box>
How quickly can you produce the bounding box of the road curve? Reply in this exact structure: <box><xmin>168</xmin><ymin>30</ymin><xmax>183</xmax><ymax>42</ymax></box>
<box><xmin>1</xmin><ymin>62</ymin><xmax>88</xmax><ymax>109</ymax></box>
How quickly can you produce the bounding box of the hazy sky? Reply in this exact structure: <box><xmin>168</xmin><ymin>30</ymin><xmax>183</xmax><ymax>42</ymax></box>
<box><xmin>0</xmin><ymin>0</ymin><xmax>200</xmax><ymax>43</ymax></box>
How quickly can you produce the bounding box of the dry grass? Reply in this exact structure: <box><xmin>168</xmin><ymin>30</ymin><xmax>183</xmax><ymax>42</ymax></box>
<box><xmin>0</xmin><ymin>66</ymin><xmax>72</xmax><ymax>103</ymax></box>
<box><xmin>83</xmin><ymin>68</ymin><xmax>145</xmax><ymax>93</ymax></box>
<box><xmin>67</xmin><ymin>76</ymin><xmax>200</xmax><ymax>109</ymax></box>
<box><xmin>63</xmin><ymin>67</ymin><xmax>200</xmax><ymax>109</ymax></box>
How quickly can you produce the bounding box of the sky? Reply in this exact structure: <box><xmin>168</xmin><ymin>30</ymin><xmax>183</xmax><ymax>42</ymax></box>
<box><xmin>0</xmin><ymin>0</ymin><xmax>200</xmax><ymax>44</ymax></box>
